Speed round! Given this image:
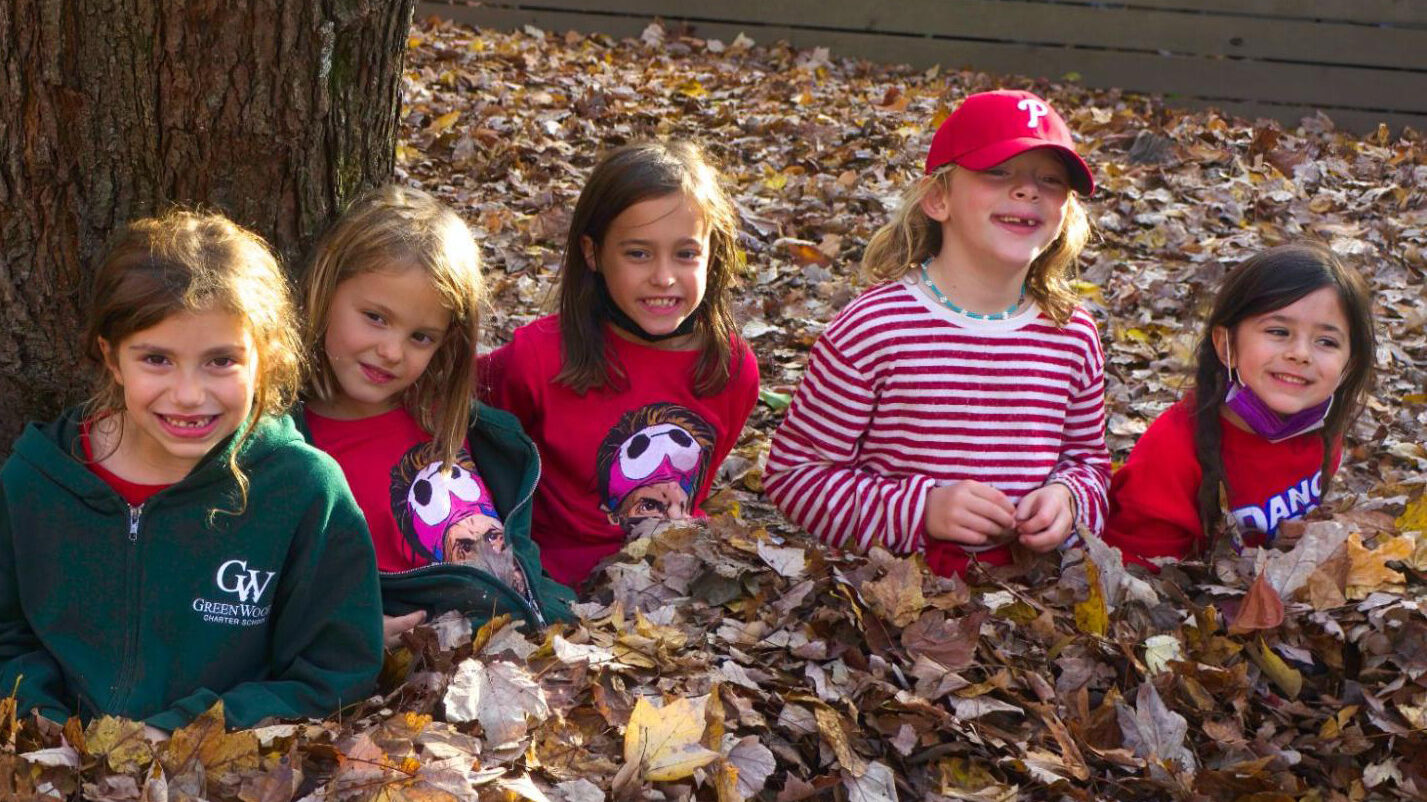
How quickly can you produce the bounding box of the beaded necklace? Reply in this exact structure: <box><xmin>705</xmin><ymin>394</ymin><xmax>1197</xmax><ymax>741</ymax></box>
<box><xmin>918</xmin><ymin>259</ymin><xmax>1025</xmax><ymax>321</ymax></box>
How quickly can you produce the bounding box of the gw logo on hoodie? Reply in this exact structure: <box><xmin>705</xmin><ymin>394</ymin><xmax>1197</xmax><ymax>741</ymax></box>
<box><xmin>192</xmin><ymin>559</ymin><xmax>277</xmax><ymax>627</ymax></box>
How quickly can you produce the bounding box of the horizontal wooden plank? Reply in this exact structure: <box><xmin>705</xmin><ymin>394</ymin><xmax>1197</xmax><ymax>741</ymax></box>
<box><xmin>1088</xmin><ymin>0</ymin><xmax>1427</xmax><ymax>27</ymax></box>
<box><xmin>445</xmin><ymin>0</ymin><xmax>1427</xmax><ymax>70</ymax></box>
<box><xmin>422</xmin><ymin>5</ymin><xmax>1427</xmax><ymax>115</ymax></box>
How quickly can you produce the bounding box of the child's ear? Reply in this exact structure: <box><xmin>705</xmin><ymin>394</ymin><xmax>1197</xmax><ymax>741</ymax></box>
<box><xmin>97</xmin><ymin>337</ymin><xmax>123</xmax><ymax>386</ymax></box>
<box><xmin>919</xmin><ymin>176</ymin><xmax>953</xmax><ymax>222</ymax></box>
<box><xmin>1211</xmin><ymin>325</ymin><xmax>1232</xmax><ymax>368</ymax></box>
<box><xmin>580</xmin><ymin>235</ymin><xmax>598</xmax><ymax>271</ymax></box>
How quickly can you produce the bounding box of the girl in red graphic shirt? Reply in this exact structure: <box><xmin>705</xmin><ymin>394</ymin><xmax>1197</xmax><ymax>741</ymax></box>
<box><xmin>479</xmin><ymin>141</ymin><xmax>759</xmax><ymax>588</ymax></box>
<box><xmin>1105</xmin><ymin>242</ymin><xmax>1376</xmax><ymax>565</ymax></box>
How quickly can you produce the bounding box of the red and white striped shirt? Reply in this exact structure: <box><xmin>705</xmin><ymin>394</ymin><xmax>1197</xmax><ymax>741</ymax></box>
<box><xmin>764</xmin><ymin>278</ymin><xmax>1110</xmax><ymax>576</ymax></box>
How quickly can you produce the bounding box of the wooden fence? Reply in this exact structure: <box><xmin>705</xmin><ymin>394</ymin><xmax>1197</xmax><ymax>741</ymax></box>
<box><xmin>416</xmin><ymin>0</ymin><xmax>1427</xmax><ymax>133</ymax></box>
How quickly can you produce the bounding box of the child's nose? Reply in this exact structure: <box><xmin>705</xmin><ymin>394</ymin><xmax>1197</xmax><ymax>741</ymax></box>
<box><xmin>1011</xmin><ymin>176</ymin><xmax>1039</xmax><ymax>199</ymax></box>
<box><xmin>650</xmin><ymin>260</ymin><xmax>676</xmax><ymax>286</ymax></box>
<box><xmin>376</xmin><ymin>336</ymin><xmax>402</xmax><ymax>362</ymax></box>
<box><xmin>173</xmin><ymin>371</ymin><xmax>205</xmax><ymax>405</ymax></box>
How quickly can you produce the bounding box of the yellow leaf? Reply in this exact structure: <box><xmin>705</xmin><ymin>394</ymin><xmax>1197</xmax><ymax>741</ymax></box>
<box><xmin>427</xmin><ymin>110</ymin><xmax>460</xmax><ymax>135</ymax></box>
<box><xmin>1345</xmin><ymin>532</ymin><xmax>1412</xmax><ymax>599</ymax></box>
<box><xmin>675</xmin><ymin>79</ymin><xmax>708</xmax><ymax>98</ymax></box>
<box><xmin>623</xmin><ymin>696</ymin><xmax>720</xmax><ymax>782</ymax></box>
<box><xmin>763</xmin><ymin>171</ymin><xmax>788</xmax><ymax>191</ymax></box>
<box><xmin>86</xmin><ymin>716</ymin><xmax>153</xmax><ymax>774</ymax></box>
<box><xmin>1071</xmin><ymin>280</ymin><xmax>1104</xmax><ymax>304</ymax></box>
<box><xmin>406</xmin><ymin>36</ymin><xmax>423</xmax><ymax>49</ymax></box>
<box><xmin>1247</xmin><ymin>637</ymin><xmax>1302</xmax><ymax>700</ymax></box>
<box><xmin>813</xmin><ymin>705</ymin><xmax>867</xmax><ymax>776</ymax></box>
<box><xmin>1397</xmin><ymin>495</ymin><xmax>1427</xmax><ymax>534</ymax></box>
<box><xmin>1124</xmin><ymin>328</ymin><xmax>1150</xmax><ymax>343</ymax></box>
<box><xmin>1074</xmin><ymin>561</ymin><xmax>1108</xmax><ymax>637</ymax></box>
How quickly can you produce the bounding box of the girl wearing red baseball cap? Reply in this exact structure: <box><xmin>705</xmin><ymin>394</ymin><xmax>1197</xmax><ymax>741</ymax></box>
<box><xmin>764</xmin><ymin>89</ymin><xmax>1109</xmax><ymax>578</ymax></box>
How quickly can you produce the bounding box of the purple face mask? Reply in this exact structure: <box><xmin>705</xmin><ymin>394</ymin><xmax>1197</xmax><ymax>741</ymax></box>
<box><xmin>1224</xmin><ymin>380</ymin><xmax>1332</xmax><ymax>442</ymax></box>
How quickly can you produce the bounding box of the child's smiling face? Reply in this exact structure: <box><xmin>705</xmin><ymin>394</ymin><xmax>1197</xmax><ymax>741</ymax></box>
<box><xmin>99</xmin><ymin>306</ymin><xmax>257</xmax><ymax>483</ymax></box>
<box><xmin>582</xmin><ymin>191</ymin><xmax>711</xmax><ymax>349</ymax></box>
<box><xmin>932</xmin><ymin>149</ymin><xmax>1071</xmax><ymax>275</ymax></box>
<box><xmin>1215</xmin><ymin>286</ymin><xmax>1351</xmax><ymax>417</ymax></box>
<box><xmin>318</xmin><ymin>266</ymin><xmax>451</xmax><ymax>419</ymax></box>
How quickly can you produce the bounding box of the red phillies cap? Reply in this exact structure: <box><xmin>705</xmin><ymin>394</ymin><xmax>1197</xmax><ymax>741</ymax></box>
<box><xmin>924</xmin><ymin>89</ymin><xmax>1094</xmax><ymax>195</ymax></box>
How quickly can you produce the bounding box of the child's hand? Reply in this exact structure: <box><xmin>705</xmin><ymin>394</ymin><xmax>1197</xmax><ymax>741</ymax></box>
<box><xmin>1014</xmin><ymin>484</ymin><xmax>1075</xmax><ymax>552</ymax></box>
<box><xmin>382</xmin><ymin>610</ymin><xmax>427</xmax><ymax>647</ymax></box>
<box><xmin>924</xmin><ymin>481</ymin><xmax>1018</xmax><ymax>546</ymax></box>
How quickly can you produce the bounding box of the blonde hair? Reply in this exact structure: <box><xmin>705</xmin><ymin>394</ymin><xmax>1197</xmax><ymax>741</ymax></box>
<box><xmin>84</xmin><ymin>209</ymin><xmax>302</xmax><ymax>516</ymax></box>
<box><xmin>301</xmin><ymin>184</ymin><xmax>482</xmax><ymax>469</ymax></box>
<box><xmin>861</xmin><ymin>165</ymin><xmax>1091</xmax><ymax>325</ymax></box>
<box><xmin>555</xmin><ymin>140</ymin><xmax>748</xmax><ymax>396</ymax></box>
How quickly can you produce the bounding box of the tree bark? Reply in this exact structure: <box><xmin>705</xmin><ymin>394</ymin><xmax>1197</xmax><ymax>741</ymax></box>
<box><xmin>0</xmin><ymin>0</ymin><xmax>416</xmax><ymax>456</ymax></box>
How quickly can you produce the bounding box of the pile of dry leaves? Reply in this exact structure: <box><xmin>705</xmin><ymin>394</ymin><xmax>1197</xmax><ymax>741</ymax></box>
<box><xmin>3</xmin><ymin>16</ymin><xmax>1425</xmax><ymax>801</ymax></box>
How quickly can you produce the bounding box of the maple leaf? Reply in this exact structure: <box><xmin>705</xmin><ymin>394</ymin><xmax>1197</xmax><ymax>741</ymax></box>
<box><xmin>1345</xmin><ymin>532</ymin><xmax>1413</xmax><ymax>599</ymax></box>
<box><xmin>860</xmin><ymin>558</ymin><xmax>925</xmax><ymax>628</ymax></box>
<box><xmin>444</xmin><ymin>658</ymin><xmax>549</xmax><ymax>749</ymax></box>
<box><xmin>85</xmin><ymin>716</ymin><xmax>152</xmax><ymax>774</ymax></box>
<box><xmin>160</xmin><ymin>702</ymin><xmax>258</xmax><ymax>780</ymax></box>
<box><xmin>623</xmin><ymin>696</ymin><xmax>720</xmax><ymax>782</ymax></box>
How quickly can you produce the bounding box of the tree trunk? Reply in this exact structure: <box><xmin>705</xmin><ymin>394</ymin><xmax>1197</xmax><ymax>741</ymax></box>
<box><xmin>0</xmin><ymin>0</ymin><xmax>416</xmax><ymax>456</ymax></box>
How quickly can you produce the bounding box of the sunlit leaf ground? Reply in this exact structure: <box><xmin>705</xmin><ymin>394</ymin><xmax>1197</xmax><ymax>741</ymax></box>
<box><xmin>4</xmin><ymin>18</ymin><xmax>1425</xmax><ymax>802</ymax></box>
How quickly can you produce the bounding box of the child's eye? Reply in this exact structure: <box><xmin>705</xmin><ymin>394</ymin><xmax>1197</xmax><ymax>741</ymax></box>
<box><xmin>1265</xmin><ymin>327</ymin><xmax>1290</xmax><ymax>337</ymax></box>
<box><xmin>140</xmin><ymin>354</ymin><xmax>170</xmax><ymax>367</ymax></box>
<box><xmin>1040</xmin><ymin>174</ymin><xmax>1066</xmax><ymax>186</ymax></box>
<box><xmin>677</xmin><ymin>248</ymin><xmax>703</xmax><ymax>261</ymax></box>
<box><xmin>411</xmin><ymin>331</ymin><xmax>440</xmax><ymax>346</ymax></box>
<box><xmin>210</xmin><ymin>356</ymin><xmax>240</xmax><ymax>369</ymax></box>
<box><xmin>1316</xmin><ymin>337</ymin><xmax>1342</xmax><ymax>349</ymax></box>
<box><xmin>363</xmin><ymin>311</ymin><xmax>385</xmax><ymax>325</ymax></box>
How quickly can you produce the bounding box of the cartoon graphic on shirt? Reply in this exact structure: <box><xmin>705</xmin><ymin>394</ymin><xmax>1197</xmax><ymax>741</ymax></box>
<box><xmin>595</xmin><ymin>403</ymin><xmax>716</xmax><ymax>537</ymax></box>
<box><xmin>390</xmin><ymin>444</ymin><xmax>529</xmax><ymax>595</ymax></box>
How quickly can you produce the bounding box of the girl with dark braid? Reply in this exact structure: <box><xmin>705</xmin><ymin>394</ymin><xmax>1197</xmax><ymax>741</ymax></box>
<box><xmin>1105</xmin><ymin>242</ymin><xmax>1375</xmax><ymax>565</ymax></box>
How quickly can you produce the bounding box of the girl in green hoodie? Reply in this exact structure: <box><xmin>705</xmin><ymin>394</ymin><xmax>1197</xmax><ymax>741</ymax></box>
<box><xmin>0</xmin><ymin>210</ymin><xmax>383</xmax><ymax>734</ymax></box>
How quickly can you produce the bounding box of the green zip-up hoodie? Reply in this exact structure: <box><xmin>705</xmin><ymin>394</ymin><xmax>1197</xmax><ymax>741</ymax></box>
<box><xmin>294</xmin><ymin>402</ymin><xmax>575</xmax><ymax>629</ymax></box>
<box><xmin>0</xmin><ymin>409</ymin><xmax>383</xmax><ymax>731</ymax></box>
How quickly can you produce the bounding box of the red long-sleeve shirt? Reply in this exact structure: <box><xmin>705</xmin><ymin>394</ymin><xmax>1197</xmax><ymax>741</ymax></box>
<box><xmin>1104</xmin><ymin>398</ymin><xmax>1340</xmax><ymax>564</ymax></box>
<box><xmin>479</xmin><ymin>316</ymin><xmax>759</xmax><ymax>586</ymax></box>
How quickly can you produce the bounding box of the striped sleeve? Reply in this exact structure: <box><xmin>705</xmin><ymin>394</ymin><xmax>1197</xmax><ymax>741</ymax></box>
<box><xmin>1046</xmin><ymin>311</ymin><xmax>1111</xmax><ymax>538</ymax></box>
<box><xmin>764</xmin><ymin>311</ymin><xmax>935</xmax><ymax>555</ymax></box>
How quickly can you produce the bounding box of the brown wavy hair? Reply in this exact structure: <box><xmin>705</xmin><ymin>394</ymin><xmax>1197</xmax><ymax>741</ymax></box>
<box><xmin>554</xmin><ymin>140</ymin><xmax>748</xmax><ymax>396</ymax></box>
<box><xmin>84</xmin><ymin>209</ymin><xmax>302</xmax><ymax>516</ymax></box>
<box><xmin>1191</xmin><ymin>241</ymin><xmax>1376</xmax><ymax>547</ymax></box>
<box><xmin>301</xmin><ymin>184</ymin><xmax>483</xmax><ymax>470</ymax></box>
<box><xmin>860</xmin><ymin>164</ymin><xmax>1090</xmax><ymax>325</ymax></box>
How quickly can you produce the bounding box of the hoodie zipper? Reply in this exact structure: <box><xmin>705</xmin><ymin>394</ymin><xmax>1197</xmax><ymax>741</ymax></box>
<box><xmin>110</xmin><ymin>503</ymin><xmax>144</xmax><ymax>711</ymax></box>
<box><xmin>511</xmin><ymin>442</ymin><xmax>545</xmax><ymax>627</ymax></box>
